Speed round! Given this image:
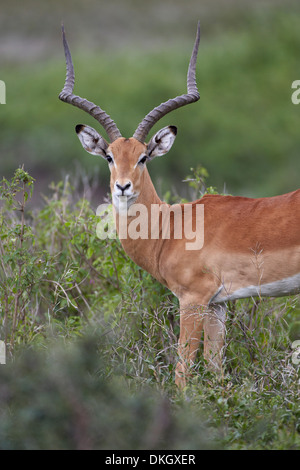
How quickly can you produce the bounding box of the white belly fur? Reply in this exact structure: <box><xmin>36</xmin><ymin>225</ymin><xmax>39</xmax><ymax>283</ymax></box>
<box><xmin>211</xmin><ymin>272</ymin><xmax>300</xmax><ymax>303</ymax></box>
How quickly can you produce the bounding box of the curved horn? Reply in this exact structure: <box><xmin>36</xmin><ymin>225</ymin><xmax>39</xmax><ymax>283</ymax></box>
<box><xmin>59</xmin><ymin>25</ymin><xmax>122</xmax><ymax>142</ymax></box>
<box><xmin>133</xmin><ymin>22</ymin><xmax>200</xmax><ymax>143</ymax></box>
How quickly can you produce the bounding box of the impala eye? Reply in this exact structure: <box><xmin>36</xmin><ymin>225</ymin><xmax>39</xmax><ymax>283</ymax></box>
<box><xmin>138</xmin><ymin>155</ymin><xmax>148</xmax><ymax>165</ymax></box>
<box><xmin>106</xmin><ymin>155</ymin><xmax>113</xmax><ymax>164</ymax></box>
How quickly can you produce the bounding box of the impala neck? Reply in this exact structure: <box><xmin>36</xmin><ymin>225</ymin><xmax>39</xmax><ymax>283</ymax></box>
<box><xmin>114</xmin><ymin>168</ymin><xmax>166</xmax><ymax>283</ymax></box>
<box><xmin>136</xmin><ymin>167</ymin><xmax>162</xmax><ymax>207</ymax></box>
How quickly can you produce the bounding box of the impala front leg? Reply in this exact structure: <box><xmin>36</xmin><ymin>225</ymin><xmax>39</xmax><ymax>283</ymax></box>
<box><xmin>175</xmin><ymin>302</ymin><xmax>204</xmax><ymax>389</ymax></box>
<box><xmin>175</xmin><ymin>302</ymin><xmax>226</xmax><ymax>388</ymax></box>
<box><xmin>203</xmin><ymin>304</ymin><xmax>226</xmax><ymax>372</ymax></box>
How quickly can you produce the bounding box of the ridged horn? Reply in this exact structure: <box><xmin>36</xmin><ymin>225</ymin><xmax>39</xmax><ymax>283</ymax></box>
<box><xmin>59</xmin><ymin>24</ymin><xmax>122</xmax><ymax>142</ymax></box>
<box><xmin>133</xmin><ymin>21</ymin><xmax>200</xmax><ymax>143</ymax></box>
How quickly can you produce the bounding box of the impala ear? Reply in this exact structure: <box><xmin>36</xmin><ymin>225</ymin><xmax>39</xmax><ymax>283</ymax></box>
<box><xmin>147</xmin><ymin>126</ymin><xmax>177</xmax><ymax>159</ymax></box>
<box><xmin>75</xmin><ymin>124</ymin><xmax>109</xmax><ymax>158</ymax></box>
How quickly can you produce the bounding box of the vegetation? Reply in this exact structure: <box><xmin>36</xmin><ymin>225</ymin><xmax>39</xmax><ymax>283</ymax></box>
<box><xmin>0</xmin><ymin>168</ymin><xmax>299</xmax><ymax>450</ymax></box>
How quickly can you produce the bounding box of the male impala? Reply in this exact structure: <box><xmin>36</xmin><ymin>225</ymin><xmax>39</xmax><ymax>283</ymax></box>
<box><xmin>59</xmin><ymin>23</ymin><xmax>300</xmax><ymax>388</ymax></box>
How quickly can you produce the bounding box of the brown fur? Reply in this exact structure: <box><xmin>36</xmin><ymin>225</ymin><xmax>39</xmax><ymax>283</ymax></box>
<box><xmin>107</xmin><ymin>138</ymin><xmax>300</xmax><ymax>387</ymax></box>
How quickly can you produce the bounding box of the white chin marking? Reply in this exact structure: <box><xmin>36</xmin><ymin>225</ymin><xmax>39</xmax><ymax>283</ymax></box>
<box><xmin>211</xmin><ymin>272</ymin><xmax>300</xmax><ymax>303</ymax></box>
<box><xmin>113</xmin><ymin>194</ymin><xmax>137</xmax><ymax>213</ymax></box>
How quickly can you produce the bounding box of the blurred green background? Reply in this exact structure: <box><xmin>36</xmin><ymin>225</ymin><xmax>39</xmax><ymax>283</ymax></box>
<box><xmin>1</xmin><ymin>0</ymin><xmax>300</xmax><ymax>202</ymax></box>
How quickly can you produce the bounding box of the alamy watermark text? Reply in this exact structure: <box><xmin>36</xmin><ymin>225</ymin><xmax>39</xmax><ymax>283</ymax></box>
<box><xmin>0</xmin><ymin>80</ymin><xmax>6</xmax><ymax>104</ymax></box>
<box><xmin>96</xmin><ymin>198</ymin><xmax>204</xmax><ymax>251</ymax></box>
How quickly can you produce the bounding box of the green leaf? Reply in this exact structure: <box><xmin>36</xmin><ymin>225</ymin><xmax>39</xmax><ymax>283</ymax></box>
<box><xmin>87</xmin><ymin>247</ymin><xmax>94</xmax><ymax>259</ymax></box>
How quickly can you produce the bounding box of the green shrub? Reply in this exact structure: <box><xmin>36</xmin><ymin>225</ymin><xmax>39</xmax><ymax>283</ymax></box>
<box><xmin>0</xmin><ymin>335</ymin><xmax>213</xmax><ymax>450</ymax></box>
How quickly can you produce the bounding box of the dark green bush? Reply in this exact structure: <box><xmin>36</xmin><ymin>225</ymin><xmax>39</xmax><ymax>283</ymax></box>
<box><xmin>0</xmin><ymin>335</ymin><xmax>213</xmax><ymax>450</ymax></box>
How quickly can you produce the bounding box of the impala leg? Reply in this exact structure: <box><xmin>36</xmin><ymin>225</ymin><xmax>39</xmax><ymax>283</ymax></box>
<box><xmin>175</xmin><ymin>302</ymin><xmax>204</xmax><ymax>389</ymax></box>
<box><xmin>203</xmin><ymin>304</ymin><xmax>226</xmax><ymax>372</ymax></box>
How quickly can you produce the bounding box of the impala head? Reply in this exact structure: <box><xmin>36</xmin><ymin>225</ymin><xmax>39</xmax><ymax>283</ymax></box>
<box><xmin>75</xmin><ymin>124</ymin><xmax>177</xmax><ymax>208</ymax></box>
<box><xmin>59</xmin><ymin>23</ymin><xmax>200</xmax><ymax>209</ymax></box>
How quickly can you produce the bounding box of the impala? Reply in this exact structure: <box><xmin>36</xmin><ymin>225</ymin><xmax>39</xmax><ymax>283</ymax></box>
<box><xmin>59</xmin><ymin>23</ymin><xmax>300</xmax><ymax>388</ymax></box>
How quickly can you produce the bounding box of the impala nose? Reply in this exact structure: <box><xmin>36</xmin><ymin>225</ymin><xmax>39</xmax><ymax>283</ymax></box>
<box><xmin>116</xmin><ymin>182</ymin><xmax>132</xmax><ymax>194</ymax></box>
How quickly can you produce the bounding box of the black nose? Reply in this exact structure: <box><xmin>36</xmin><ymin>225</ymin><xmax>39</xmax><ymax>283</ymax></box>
<box><xmin>116</xmin><ymin>182</ymin><xmax>131</xmax><ymax>193</ymax></box>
